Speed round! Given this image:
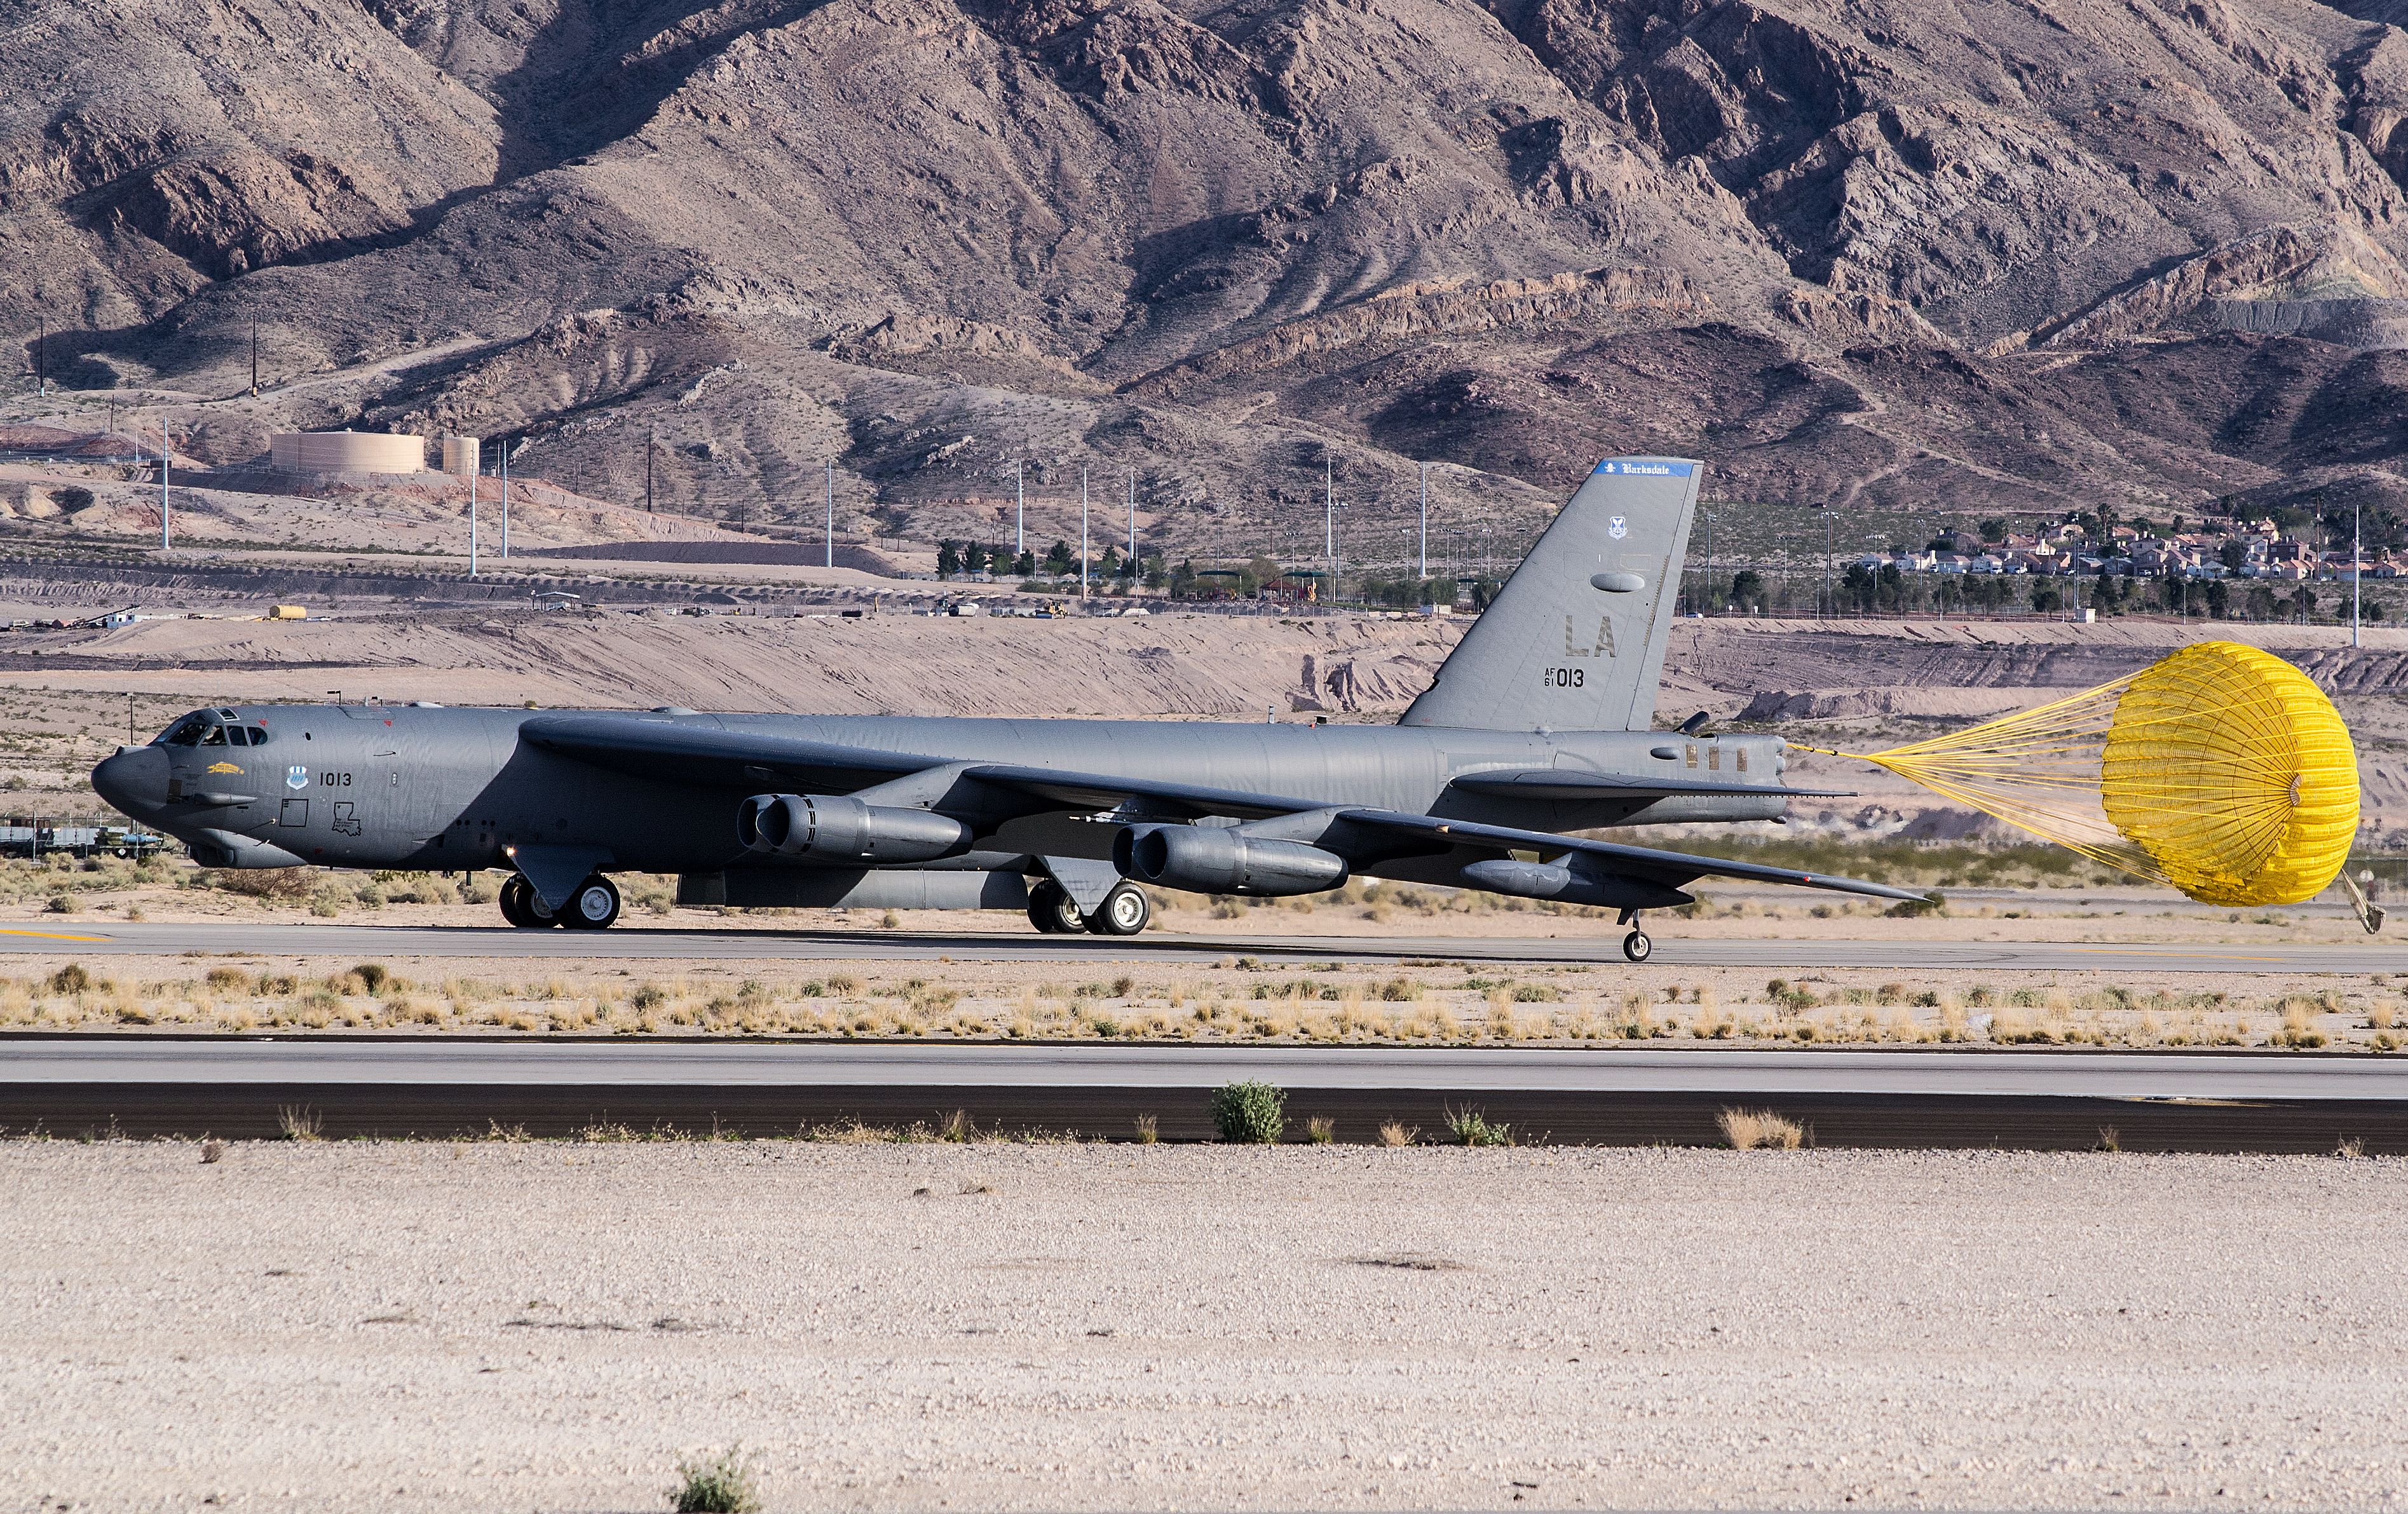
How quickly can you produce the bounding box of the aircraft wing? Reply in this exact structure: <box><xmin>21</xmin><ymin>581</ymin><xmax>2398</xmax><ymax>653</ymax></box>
<box><xmin>1447</xmin><ymin>769</ymin><xmax>1854</xmax><ymax>801</ymax></box>
<box><xmin>520</xmin><ymin>715</ymin><xmax>935</xmax><ymax>789</ymax></box>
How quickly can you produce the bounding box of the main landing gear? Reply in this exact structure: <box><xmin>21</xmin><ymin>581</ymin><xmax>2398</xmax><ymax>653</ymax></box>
<box><xmin>500</xmin><ymin>873</ymin><xmax>620</xmax><ymax>930</ymax></box>
<box><xmin>1619</xmin><ymin>907</ymin><xmax>1652</xmax><ymax>963</ymax></box>
<box><xmin>1028</xmin><ymin>879</ymin><xmax>1152</xmax><ymax>936</ymax></box>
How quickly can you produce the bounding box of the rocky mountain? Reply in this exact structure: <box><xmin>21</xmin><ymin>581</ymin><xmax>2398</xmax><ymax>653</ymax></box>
<box><xmin>7</xmin><ymin>0</ymin><xmax>2408</xmax><ymax>564</ymax></box>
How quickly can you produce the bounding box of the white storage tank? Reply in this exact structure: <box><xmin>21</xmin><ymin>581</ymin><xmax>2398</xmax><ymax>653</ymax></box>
<box><xmin>269</xmin><ymin>430</ymin><xmax>426</xmax><ymax>475</ymax></box>
<box><xmin>441</xmin><ymin>436</ymin><xmax>480</xmax><ymax>476</ymax></box>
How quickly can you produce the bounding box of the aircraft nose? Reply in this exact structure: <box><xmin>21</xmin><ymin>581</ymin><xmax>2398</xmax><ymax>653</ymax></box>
<box><xmin>92</xmin><ymin>745</ymin><xmax>168</xmax><ymax>814</ymax></box>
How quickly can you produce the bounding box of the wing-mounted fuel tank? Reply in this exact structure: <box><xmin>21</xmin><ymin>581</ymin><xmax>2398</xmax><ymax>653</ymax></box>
<box><xmin>1459</xmin><ymin>856</ymin><xmax>1692</xmax><ymax>910</ymax></box>
<box><xmin>1114</xmin><ymin>823</ymin><xmax>1348</xmax><ymax>896</ymax></box>
<box><xmin>738</xmin><ymin>793</ymin><xmax>970</xmax><ymax>863</ymax></box>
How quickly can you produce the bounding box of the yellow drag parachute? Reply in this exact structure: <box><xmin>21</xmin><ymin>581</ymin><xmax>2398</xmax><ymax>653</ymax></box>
<box><xmin>1805</xmin><ymin>641</ymin><xmax>2359</xmax><ymax>907</ymax></box>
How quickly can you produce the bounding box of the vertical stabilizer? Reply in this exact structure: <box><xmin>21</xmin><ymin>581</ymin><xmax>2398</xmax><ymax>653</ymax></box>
<box><xmin>1399</xmin><ymin>457</ymin><xmax>1700</xmax><ymax>731</ymax></box>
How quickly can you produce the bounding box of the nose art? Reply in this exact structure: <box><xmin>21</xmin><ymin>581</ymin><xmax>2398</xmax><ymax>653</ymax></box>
<box><xmin>92</xmin><ymin>745</ymin><xmax>169</xmax><ymax>813</ymax></box>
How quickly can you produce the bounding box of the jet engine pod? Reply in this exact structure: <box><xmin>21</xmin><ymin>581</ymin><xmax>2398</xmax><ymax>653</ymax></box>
<box><xmin>1459</xmin><ymin>856</ymin><xmax>1692</xmax><ymax>910</ymax></box>
<box><xmin>1114</xmin><ymin>823</ymin><xmax>1348</xmax><ymax>896</ymax></box>
<box><xmin>737</xmin><ymin>793</ymin><xmax>971</xmax><ymax>863</ymax></box>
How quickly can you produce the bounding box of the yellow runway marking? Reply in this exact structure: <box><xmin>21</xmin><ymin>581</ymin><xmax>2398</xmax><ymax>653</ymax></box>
<box><xmin>0</xmin><ymin>928</ymin><xmax>112</xmax><ymax>942</ymax></box>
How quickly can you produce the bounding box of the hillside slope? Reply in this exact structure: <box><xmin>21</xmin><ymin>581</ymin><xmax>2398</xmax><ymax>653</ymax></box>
<box><xmin>8</xmin><ymin>0</ymin><xmax>2408</xmax><ymax>555</ymax></box>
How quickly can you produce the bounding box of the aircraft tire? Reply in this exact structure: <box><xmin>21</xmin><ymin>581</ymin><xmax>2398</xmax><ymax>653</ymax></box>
<box><xmin>559</xmin><ymin>874</ymin><xmax>622</xmax><ymax>930</ymax></box>
<box><xmin>1086</xmin><ymin>882</ymin><xmax>1150</xmax><ymax>936</ymax></box>
<box><xmin>1621</xmin><ymin>929</ymin><xmax>1652</xmax><ymax>963</ymax></box>
<box><xmin>498</xmin><ymin>876</ymin><xmax>558</xmax><ymax>929</ymax></box>
<box><xmin>1027</xmin><ymin>880</ymin><xmax>1086</xmax><ymax>934</ymax></box>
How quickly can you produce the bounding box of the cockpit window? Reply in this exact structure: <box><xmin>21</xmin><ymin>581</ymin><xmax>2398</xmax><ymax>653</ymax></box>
<box><xmin>199</xmin><ymin>724</ymin><xmax>228</xmax><ymax>746</ymax></box>
<box><xmin>158</xmin><ymin>715</ymin><xmax>212</xmax><ymax>747</ymax></box>
<box><xmin>247</xmin><ymin>727</ymin><xmax>271</xmax><ymax>747</ymax></box>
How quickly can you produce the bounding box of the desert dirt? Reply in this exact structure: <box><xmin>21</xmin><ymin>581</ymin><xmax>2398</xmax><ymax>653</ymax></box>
<box><xmin>5</xmin><ymin>1142</ymin><xmax>2405</xmax><ymax>1513</ymax></box>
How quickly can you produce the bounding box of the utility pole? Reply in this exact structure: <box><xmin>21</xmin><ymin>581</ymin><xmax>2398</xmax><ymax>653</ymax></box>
<box><xmin>1126</xmin><ymin>468</ymin><xmax>1135</xmax><ymax>567</ymax></box>
<box><xmin>1079</xmin><ymin>464</ymin><xmax>1090</xmax><ymax>602</ymax></box>
<box><xmin>1418</xmin><ymin>462</ymin><xmax>1429</xmax><ymax>581</ymax></box>
<box><xmin>498</xmin><ymin>440</ymin><xmax>509</xmax><ymax>560</ymax></box>
<box><xmin>469</xmin><ymin>453</ymin><xmax>479</xmax><ymax>577</ymax></box>
<box><xmin>824</xmin><ymin>459</ymin><xmax>834</xmax><ymax>569</ymax></box>
<box><xmin>1015</xmin><ymin>459</ymin><xmax>1025</xmax><ymax>557</ymax></box>
<box><xmin>644</xmin><ymin>427</ymin><xmax>655</xmax><ymax>514</ymax></box>
<box><xmin>2353</xmin><ymin>494</ymin><xmax>2363</xmax><ymax>648</ymax></box>
<box><xmin>159</xmin><ymin>416</ymin><xmax>170</xmax><ymax>550</ymax></box>
<box><xmin>249</xmin><ymin>317</ymin><xmax>259</xmax><ymax>396</ymax></box>
<box><xmin>34</xmin><ymin>316</ymin><xmax>44</xmax><ymax>395</ymax></box>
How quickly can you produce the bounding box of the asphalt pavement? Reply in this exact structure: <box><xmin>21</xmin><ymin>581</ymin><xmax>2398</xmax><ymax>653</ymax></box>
<box><xmin>10</xmin><ymin>1037</ymin><xmax>2406</xmax><ymax>1151</ymax></box>
<box><xmin>0</xmin><ymin>921</ymin><xmax>2394</xmax><ymax>972</ymax></box>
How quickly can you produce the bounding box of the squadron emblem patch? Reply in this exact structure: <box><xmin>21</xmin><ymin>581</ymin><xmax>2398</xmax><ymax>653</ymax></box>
<box><xmin>287</xmin><ymin>765</ymin><xmax>309</xmax><ymax>790</ymax></box>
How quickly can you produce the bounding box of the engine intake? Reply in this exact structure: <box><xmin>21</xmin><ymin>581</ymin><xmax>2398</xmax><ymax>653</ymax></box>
<box><xmin>1114</xmin><ymin>823</ymin><xmax>1347</xmax><ymax>896</ymax></box>
<box><xmin>738</xmin><ymin>793</ymin><xmax>970</xmax><ymax>863</ymax></box>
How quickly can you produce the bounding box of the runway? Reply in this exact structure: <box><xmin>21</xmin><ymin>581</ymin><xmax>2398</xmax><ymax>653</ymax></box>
<box><xmin>0</xmin><ymin>920</ymin><xmax>2393</xmax><ymax>973</ymax></box>
<box><xmin>10</xmin><ymin>1037</ymin><xmax>2405</xmax><ymax>1152</ymax></box>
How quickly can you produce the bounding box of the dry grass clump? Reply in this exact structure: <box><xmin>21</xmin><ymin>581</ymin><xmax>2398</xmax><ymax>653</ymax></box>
<box><xmin>1717</xmin><ymin>1108</ymin><xmax>1806</xmax><ymax>1151</ymax></box>
<box><xmin>1377</xmin><ymin>1121</ymin><xmax>1417</xmax><ymax>1147</ymax></box>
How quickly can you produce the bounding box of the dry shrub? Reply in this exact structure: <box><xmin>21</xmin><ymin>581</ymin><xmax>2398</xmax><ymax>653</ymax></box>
<box><xmin>1717</xmin><ymin>1108</ymin><xmax>1805</xmax><ymax>1151</ymax></box>
<box><xmin>1377</xmin><ymin>1121</ymin><xmax>1417</xmax><ymax>1147</ymax></box>
<box><xmin>1133</xmin><ymin>1113</ymin><xmax>1159</xmax><ymax>1144</ymax></box>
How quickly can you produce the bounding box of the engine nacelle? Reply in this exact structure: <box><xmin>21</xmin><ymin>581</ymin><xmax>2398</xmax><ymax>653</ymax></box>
<box><xmin>738</xmin><ymin>793</ymin><xmax>970</xmax><ymax>863</ymax></box>
<box><xmin>1114</xmin><ymin>823</ymin><xmax>1348</xmax><ymax>896</ymax></box>
<box><xmin>1458</xmin><ymin>856</ymin><xmax>1693</xmax><ymax>910</ymax></box>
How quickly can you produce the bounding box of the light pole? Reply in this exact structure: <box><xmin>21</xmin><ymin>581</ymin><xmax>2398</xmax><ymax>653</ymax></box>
<box><xmin>825</xmin><ymin>459</ymin><xmax>835</xmax><ymax>569</ymax></box>
<box><xmin>468</xmin><ymin>449</ymin><xmax>479</xmax><ymax>577</ymax></box>
<box><xmin>1418</xmin><ymin>462</ymin><xmax>1428</xmax><ymax>581</ymax></box>
<box><xmin>1701</xmin><ymin>510</ymin><xmax>1715</xmax><ymax>616</ymax></box>
<box><xmin>1126</xmin><ymin>468</ymin><xmax>1135</xmax><ymax>574</ymax></box>
<box><xmin>1015</xmin><ymin>459</ymin><xmax>1025</xmax><ymax>558</ymax></box>
<box><xmin>158</xmin><ymin>415</ymin><xmax>170</xmax><ymax>550</ymax></box>
<box><xmin>1079</xmin><ymin>464</ymin><xmax>1090</xmax><ymax>602</ymax></box>
<box><xmin>2353</xmin><ymin>494</ymin><xmax>2362</xmax><ymax>648</ymax></box>
<box><xmin>499</xmin><ymin>440</ymin><xmax>510</xmax><ymax>559</ymax></box>
<box><xmin>1324</xmin><ymin>455</ymin><xmax>1335</xmax><ymax>581</ymax></box>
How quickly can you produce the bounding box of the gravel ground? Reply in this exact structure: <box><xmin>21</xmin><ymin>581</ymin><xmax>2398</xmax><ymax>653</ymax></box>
<box><xmin>6</xmin><ymin>1143</ymin><xmax>2406</xmax><ymax>1513</ymax></box>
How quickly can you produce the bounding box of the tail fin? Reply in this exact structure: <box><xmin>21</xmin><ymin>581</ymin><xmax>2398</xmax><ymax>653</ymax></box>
<box><xmin>1399</xmin><ymin>457</ymin><xmax>1699</xmax><ymax>732</ymax></box>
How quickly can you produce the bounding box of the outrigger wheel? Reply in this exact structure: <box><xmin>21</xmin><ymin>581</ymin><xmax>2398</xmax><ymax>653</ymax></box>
<box><xmin>1618</xmin><ymin>907</ymin><xmax>1652</xmax><ymax>963</ymax></box>
<box><xmin>1027</xmin><ymin>879</ymin><xmax>1087</xmax><ymax>934</ymax></box>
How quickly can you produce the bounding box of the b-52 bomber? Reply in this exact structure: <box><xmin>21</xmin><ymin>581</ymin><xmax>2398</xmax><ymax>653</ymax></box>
<box><xmin>93</xmin><ymin>457</ymin><xmax>1915</xmax><ymax>961</ymax></box>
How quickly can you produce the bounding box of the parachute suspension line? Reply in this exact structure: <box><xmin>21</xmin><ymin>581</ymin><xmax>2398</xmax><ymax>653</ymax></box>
<box><xmin>1789</xmin><ymin>642</ymin><xmax>2361</xmax><ymax>909</ymax></box>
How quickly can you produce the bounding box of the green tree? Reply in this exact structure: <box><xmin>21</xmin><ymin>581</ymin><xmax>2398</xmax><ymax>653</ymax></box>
<box><xmin>1014</xmin><ymin>548</ymin><xmax>1036</xmax><ymax>577</ymax></box>
<box><xmin>1978</xmin><ymin>517</ymin><xmax>2008</xmax><ymax>543</ymax></box>
<box><xmin>965</xmin><ymin>541</ymin><xmax>988</xmax><ymax>574</ymax></box>
<box><xmin>1044</xmin><ymin>539</ymin><xmax>1073</xmax><ymax>575</ymax></box>
<box><xmin>935</xmin><ymin>541</ymin><xmax>960</xmax><ymax>578</ymax></box>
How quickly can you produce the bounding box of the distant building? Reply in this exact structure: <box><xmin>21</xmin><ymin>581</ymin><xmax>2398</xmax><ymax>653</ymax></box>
<box><xmin>269</xmin><ymin>430</ymin><xmax>425</xmax><ymax>475</ymax></box>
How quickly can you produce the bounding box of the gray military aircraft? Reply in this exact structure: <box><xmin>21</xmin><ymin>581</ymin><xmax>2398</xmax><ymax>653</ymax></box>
<box><xmin>92</xmin><ymin>456</ymin><xmax>1915</xmax><ymax>959</ymax></box>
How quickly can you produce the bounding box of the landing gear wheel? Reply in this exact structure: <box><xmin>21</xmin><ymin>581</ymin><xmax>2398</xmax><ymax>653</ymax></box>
<box><xmin>1086</xmin><ymin>882</ymin><xmax>1151</xmax><ymax>936</ymax></box>
<box><xmin>498</xmin><ymin>875</ymin><xmax>559</xmax><ymax>929</ymax></box>
<box><xmin>559</xmin><ymin>874</ymin><xmax>621</xmax><ymax>930</ymax></box>
<box><xmin>1027</xmin><ymin>879</ymin><xmax>1087</xmax><ymax>935</ymax></box>
<box><xmin>1621</xmin><ymin>929</ymin><xmax>1652</xmax><ymax>963</ymax></box>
